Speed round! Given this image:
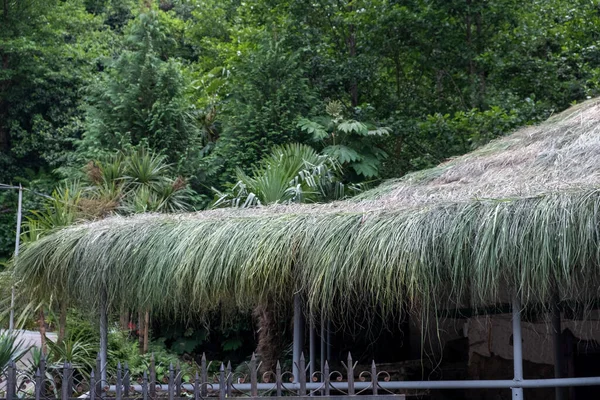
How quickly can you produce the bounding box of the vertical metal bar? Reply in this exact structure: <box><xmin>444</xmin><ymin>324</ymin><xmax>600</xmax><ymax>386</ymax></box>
<box><xmin>299</xmin><ymin>353</ymin><xmax>307</xmax><ymax>396</ymax></box>
<box><xmin>276</xmin><ymin>361</ymin><xmax>282</xmax><ymax>397</ymax></box>
<box><xmin>293</xmin><ymin>294</ymin><xmax>305</xmax><ymax>383</ymax></box>
<box><xmin>124</xmin><ymin>362</ymin><xmax>130</xmax><ymax>399</ymax></box>
<box><xmin>175</xmin><ymin>362</ymin><xmax>181</xmax><ymax>398</ymax></box>
<box><xmin>324</xmin><ymin>361</ymin><xmax>330</xmax><ymax>396</ymax></box>
<box><xmin>40</xmin><ymin>353</ymin><xmax>46</xmax><ymax>398</ymax></box>
<box><xmin>99</xmin><ymin>289</ymin><xmax>108</xmax><ymax>397</ymax></box>
<box><xmin>346</xmin><ymin>353</ymin><xmax>355</xmax><ymax>396</ymax></box>
<box><xmin>142</xmin><ymin>371</ymin><xmax>148</xmax><ymax>400</ymax></box>
<box><xmin>9</xmin><ymin>184</ymin><xmax>22</xmax><ymax>331</ymax></box>
<box><xmin>6</xmin><ymin>361</ymin><xmax>15</xmax><ymax>400</ymax></box>
<box><xmin>68</xmin><ymin>362</ymin><xmax>74</xmax><ymax>399</ymax></box>
<box><xmin>371</xmin><ymin>360</ymin><xmax>378</xmax><ymax>395</ymax></box>
<box><xmin>35</xmin><ymin>368</ymin><xmax>42</xmax><ymax>400</ymax></box>
<box><xmin>150</xmin><ymin>354</ymin><xmax>156</xmax><ymax>400</ymax></box>
<box><xmin>168</xmin><ymin>363</ymin><xmax>174</xmax><ymax>400</ymax></box>
<box><xmin>62</xmin><ymin>363</ymin><xmax>70</xmax><ymax>400</ymax></box>
<box><xmin>116</xmin><ymin>362</ymin><xmax>123</xmax><ymax>400</ymax></box>
<box><xmin>250</xmin><ymin>354</ymin><xmax>258</xmax><ymax>397</ymax></box>
<box><xmin>326</xmin><ymin>319</ymin><xmax>332</xmax><ymax>361</ymax></box>
<box><xmin>95</xmin><ymin>354</ymin><xmax>102</xmax><ymax>399</ymax></box>
<box><xmin>320</xmin><ymin>314</ymin><xmax>325</xmax><ymax>380</ymax></box>
<box><xmin>309</xmin><ymin>317</ymin><xmax>315</xmax><ymax>380</ymax></box>
<box><xmin>193</xmin><ymin>372</ymin><xmax>199</xmax><ymax>400</ymax></box>
<box><xmin>226</xmin><ymin>361</ymin><xmax>232</xmax><ymax>397</ymax></box>
<box><xmin>200</xmin><ymin>353</ymin><xmax>207</xmax><ymax>398</ymax></box>
<box><xmin>512</xmin><ymin>294</ymin><xmax>524</xmax><ymax>400</ymax></box>
<box><xmin>552</xmin><ymin>293</ymin><xmax>565</xmax><ymax>400</ymax></box>
<box><xmin>90</xmin><ymin>370</ymin><xmax>96</xmax><ymax>400</ymax></box>
<box><xmin>219</xmin><ymin>364</ymin><xmax>226</xmax><ymax>400</ymax></box>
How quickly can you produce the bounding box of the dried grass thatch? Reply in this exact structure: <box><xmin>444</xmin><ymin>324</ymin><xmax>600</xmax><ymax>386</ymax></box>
<box><xmin>13</xmin><ymin>99</ymin><xmax>600</xmax><ymax>319</ymax></box>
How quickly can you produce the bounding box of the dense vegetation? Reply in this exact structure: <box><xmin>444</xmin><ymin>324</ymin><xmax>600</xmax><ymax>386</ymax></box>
<box><xmin>3</xmin><ymin>0</ymin><xmax>600</xmax><ymax>363</ymax></box>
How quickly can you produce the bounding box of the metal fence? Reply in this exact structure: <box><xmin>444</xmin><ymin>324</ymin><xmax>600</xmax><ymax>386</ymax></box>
<box><xmin>3</xmin><ymin>348</ymin><xmax>600</xmax><ymax>400</ymax></box>
<box><xmin>1</xmin><ymin>352</ymin><xmax>414</xmax><ymax>400</ymax></box>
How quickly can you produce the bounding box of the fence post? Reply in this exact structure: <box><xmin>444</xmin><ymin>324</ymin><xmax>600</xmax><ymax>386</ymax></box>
<box><xmin>276</xmin><ymin>361</ymin><xmax>282</xmax><ymax>397</ymax></box>
<box><xmin>193</xmin><ymin>372</ymin><xmax>199</xmax><ymax>400</ymax></box>
<box><xmin>371</xmin><ymin>360</ymin><xmax>378</xmax><ymax>395</ymax></box>
<box><xmin>116</xmin><ymin>362</ymin><xmax>123</xmax><ymax>400</ymax></box>
<box><xmin>219</xmin><ymin>364</ymin><xmax>226</xmax><ymax>400</ymax></box>
<box><xmin>175</xmin><ymin>362</ymin><xmax>181</xmax><ymax>398</ymax></box>
<box><xmin>299</xmin><ymin>353</ymin><xmax>307</xmax><ymax>396</ymax></box>
<box><xmin>168</xmin><ymin>363</ymin><xmax>174</xmax><ymax>400</ymax></box>
<box><xmin>40</xmin><ymin>353</ymin><xmax>46</xmax><ymax>398</ymax></box>
<box><xmin>6</xmin><ymin>361</ymin><xmax>15</xmax><ymax>400</ymax></box>
<box><xmin>226</xmin><ymin>361</ymin><xmax>232</xmax><ymax>397</ymax></box>
<box><xmin>250</xmin><ymin>354</ymin><xmax>258</xmax><ymax>397</ymax></box>
<box><xmin>512</xmin><ymin>293</ymin><xmax>524</xmax><ymax>400</ymax></box>
<box><xmin>346</xmin><ymin>353</ymin><xmax>355</xmax><ymax>396</ymax></box>
<box><xmin>35</xmin><ymin>368</ymin><xmax>42</xmax><ymax>400</ymax></box>
<box><xmin>200</xmin><ymin>353</ymin><xmax>207</xmax><ymax>398</ymax></box>
<box><xmin>124</xmin><ymin>362</ymin><xmax>130</xmax><ymax>399</ymax></box>
<box><xmin>150</xmin><ymin>354</ymin><xmax>156</xmax><ymax>400</ymax></box>
<box><xmin>95</xmin><ymin>354</ymin><xmax>102</xmax><ymax>399</ymax></box>
<box><xmin>62</xmin><ymin>363</ymin><xmax>71</xmax><ymax>400</ymax></box>
<box><xmin>142</xmin><ymin>371</ymin><xmax>148</xmax><ymax>400</ymax></box>
<box><xmin>324</xmin><ymin>361</ymin><xmax>330</xmax><ymax>397</ymax></box>
<box><xmin>292</xmin><ymin>294</ymin><xmax>305</xmax><ymax>383</ymax></box>
<box><xmin>90</xmin><ymin>370</ymin><xmax>96</xmax><ymax>400</ymax></box>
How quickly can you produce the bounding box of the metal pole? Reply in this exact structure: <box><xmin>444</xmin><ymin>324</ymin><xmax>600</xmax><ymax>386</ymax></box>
<box><xmin>112</xmin><ymin>375</ymin><xmax>600</xmax><ymax>392</ymax></box>
<box><xmin>552</xmin><ymin>293</ymin><xmax>565</xmax><ymax>400</ymax></box>
<box><xmin>512</xmin><ymin>293</ymin><xmax>524</xmax><ymax>400</ymax></box>
<box><xmin>9</xmin><ymin>184</ymin><xmax>23</xmax><ymax>331</ymax></box>
<box><xmin>309</xmin><ymin>316</ymin><xmax>315</xmax><ymax>379</ymax></box>
<box><xmin>326</xmin><ymin>319</ymin><xmax>332</xmax><ymax>361</ymax></box>
<box><xmin>320</xmin><ymin>314</ymin><xmax>325</xmax><ymax>378</ymax></box>
<box><xmin>293</xmin><ymin>293</ymin><xmax>305</xmax><ymax>383</ymax></box>
<box><xmin>100</xmin><ymin>288</ymin><xmax>108</xmax><ymax>390</ymax></box>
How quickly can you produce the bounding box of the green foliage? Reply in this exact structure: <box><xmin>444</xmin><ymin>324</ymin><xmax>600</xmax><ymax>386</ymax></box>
<box><xmin>298</xmin><ymin>101</ymin><xmax>390</xmax><ymax>179</ymax></box>
<box><xmin>212</xmin><ymin>143</ymin><xmax>356</xmax><ymax>208</ymax></box>
<box><xmin>81</xmin><ymin>10</ymin><xmax>201</xmax><ymax>169</ymax></box>
<box><xmin>0</xmin><ymin>331</ymin><xmax>29</xmax><ymax>371</ymax></box>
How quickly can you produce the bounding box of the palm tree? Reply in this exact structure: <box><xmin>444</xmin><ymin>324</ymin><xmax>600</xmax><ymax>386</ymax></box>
<box><xmin>212</xmin><ymin>143</ymin><xmax>360</xmax><ymax>208</ymax></box>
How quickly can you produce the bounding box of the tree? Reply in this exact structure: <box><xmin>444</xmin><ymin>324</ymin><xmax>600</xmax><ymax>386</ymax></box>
<box><xmin>81</xmin><ymin>11</ymin><xmax>201</xmax><ymax>170</ymax></box>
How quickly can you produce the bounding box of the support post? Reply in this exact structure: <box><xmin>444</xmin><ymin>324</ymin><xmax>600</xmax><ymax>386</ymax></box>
<box><xmin>309</xmin><ymin>316</ymin><xmax>315</xmax><ymax>379</ymax></box>
<box><xmin>293</xmin><ymin>293</ymin><xmax>305</xmax><ymax>383</ymax></box>
<box><xmin>512</xmin><ymin>294</ymin><xmax>524</xmax><ymax>400</ymax></box>
<box><xmin>320</xmin><ymin>314</ymin><xmax>325</xmax><ymax>379</ymax></box>
<box><xmin>100</xmin><ymin>288</ymin><xmax>108</xmax><ymax>393</ymax></box>
<box><xmin>552</xmin><ymin>293</ymin><xmax>565</xmax><ymax>400</ymax></box>
<box><xmin>9</xmin><ymin>184</ymin><xmax>22</xmax><ymax>331</ymax></box>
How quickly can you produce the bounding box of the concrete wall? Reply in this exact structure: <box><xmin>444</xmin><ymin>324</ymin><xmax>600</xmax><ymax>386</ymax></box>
<box><xmin>466</xmin><ymin>311</ymin><xmax>600</xmax><ymax>365</ymax></box>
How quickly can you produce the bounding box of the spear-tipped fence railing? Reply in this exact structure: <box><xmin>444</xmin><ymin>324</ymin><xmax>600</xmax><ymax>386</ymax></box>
<box><xmin>3</xmin><ymin>350</ymin><xmax>600</xmax><ymax>400</ymax></box>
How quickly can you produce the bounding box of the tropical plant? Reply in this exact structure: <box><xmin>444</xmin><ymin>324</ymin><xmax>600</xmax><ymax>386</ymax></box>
<box><xmin>0</xmin><ymin>330</ymin><xmax>29</xmax><ymax>371</ymax></box>
<box><xmin>297</xmin><ymin>101</ymin><xmax>390</xmax><ymax>179</ymax></box>
<box><xmin>212</xmin><ymin>143</ymin><xmax>358</xmax><ymax>208</ymax></box>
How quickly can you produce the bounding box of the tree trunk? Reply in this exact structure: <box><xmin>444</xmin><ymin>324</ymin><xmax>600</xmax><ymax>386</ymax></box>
<box><xmin>120</xmin><ymin>308</ymin><xmax>129</xmax><ymax>331</ymax></box>
<box><xmin>138</xmin><ymin>310</ymin><xmax>145</xmax><ymax>353</ymax></box>
<box><xmin>253</xmin><ymin>304</ymin><xmax>281</xmax><ymax>374</ymax></box>
<box><xmin>346</xmin><ymin>26</ymin><xmax>358</xmax><ymax>107</ymax></box>
<box><xmin>38</xmin><ymin>309</ymin><xmax>47</xmax><ymax>355</ymax></box>
<box><xmin>58</xmin><ymin>302</ymin><xmax>67</xmax><ymax>343</ymax></box>
<box><xmin>143</xmin><ymin>310</ymin><xmax>149</xmax><ymax>354</ymax></box>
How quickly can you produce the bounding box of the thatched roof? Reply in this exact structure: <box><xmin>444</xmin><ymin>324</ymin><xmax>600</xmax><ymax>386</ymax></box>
<box><xmin>14</xmin><ymin>99</ymin><xmax>600</xmax><ymax>319</ymax></box>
